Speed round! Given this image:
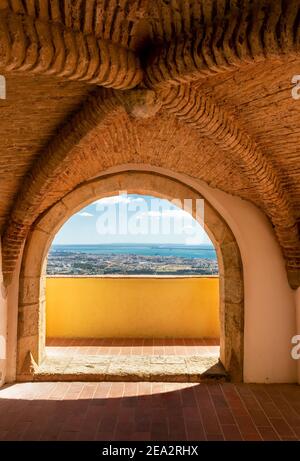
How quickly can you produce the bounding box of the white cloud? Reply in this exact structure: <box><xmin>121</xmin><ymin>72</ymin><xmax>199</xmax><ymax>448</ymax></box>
<box><xmin>139</xmin><ymin>210</ymin><xmax>161</xmax><ymax>217</ymax></box>
<box><xmin>78</xmin><ymin>212</ymin><xmax>94</xmax><ymax>217</ymax></box>
<box><xmin>138</xmin><ymin>209</ymin><xmax>190</xmax><ymax>218</ymax></box>
<box><xmin>182</xmin><ymin>224</ymin><xmax>196</xmax><ymax>231</ymax></box>
<box><xmin>96</xmin><ymin>195</ymin><xmax>145</xmax><ymax>206</ymax></box>
<box><xmin>131</xmin><ymin>197</ymin><xmax>144</xmax><ymax>203</ymax></box>
<box><xmin>163</xmin><ymin>209</ymin><xmax>190</xmax><ymax>218</ymax></box>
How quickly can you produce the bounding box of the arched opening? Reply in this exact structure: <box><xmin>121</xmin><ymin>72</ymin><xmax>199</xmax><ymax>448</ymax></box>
<box><xmin>17</xmin><ymin>171</ymin><xmax>244</xmax><ymax>382</ymax></box>
<box><xmin>45</xmin><ymin>193</ymin><xmax>220</xmax><ymax>366</ymax></box>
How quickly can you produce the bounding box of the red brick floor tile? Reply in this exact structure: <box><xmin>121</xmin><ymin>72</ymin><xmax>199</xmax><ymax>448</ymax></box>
<box><xmin>108</xmin><ymin>383</ymin><xmax>125</xmax><ymax>398</ymax></box>
<box><xmin>21</xmin><ymin>418</ymin><xmax>50</xmax><ymax>441</ymax></box>
<box><xmin>250</xmin><ymin>386</ymin><xmax>282</xmax><ymax>418</ymax></box>
<box><xmin>57</xmin><ymin>430</ymin><xmax>79</xmax><ymax>441</ymax></box>
<box><xmin>184</xmin><ymin>419</ymin><xmax>205</xmax><ymax>441</ymax></box>
<box><xmin>93</xmin><ymin>382</ymin><xmax>111</xmax><ymax>400</ymax></box>
<box><xmin>79</xmin><ymin>383</ymin><xmax>98</xmax><ymax>400</ymax></box>
<box><xmin>221</xmin><ymin>424</ymin><xmax>243</xmax><ymax>441</ymax></box>
<box><xmin>117</xmin><ymin>408</ymin><xmax>136</xmax><ymax>423</ymax></box>
<box><xmin>46</xmin><ymin>338</ymin><xmax>220</xmax><ymax>358</ymax></box>
<box><xmin>235</xmin><ymin>388</ymin><xmax>271</xmax><ymax>427</ymax></box>
<box><xmin>242</xmin><ymin>432</ymin><xmax>263</xmax><ymax>441</ymax></box>
<box><xmin>135</xmin><ymin>416</ymin><xmax>151</xmax><ymax>433</ymax></box>
<box><xmin>258</xmin><ymin>426</ymin><xmax>280</xmax><ymax>441</ymax></box>
<box><xmin>186</xmin><ymin>430</ymin><xmax>206</xmax><ymax>441</ymax></box>
<box><xmin>201</xmin><ymin>418</ymin><xmax>223</xmax><ymax>438</ymax></box>
<box><xmin>269</xmin><ymin>417</ymin><xmax>296</xmax><ymax>438</ymax></box>
<box><xmin>123</xmin><ymin>382</ymin><xmax>138</xmax><ymax>397</ymax></box>
<box><xmin>0</xmin><ymin>431</ymin><xmax>8</xmax><ymax>439</ymax></box>
<box><xmin>293</xmin><ymin>426</ymin><xmax>300</xmax><ymax>437</ymax></box>
<box><xmin>130</xmin><ymin>432</ymin><xmax>151</xmax><ymax>441</ymax></box>
<box><xmin>95</xmin><ymin>431</ymin><xmax>115</xmax><ymax>441</ymax></box>
<box><xmin>39</xmin><ymin>420</ymin><xmax>65</xmax><ymax>441</ymax></box>
<box><xmin>280</xmin><ymin>436</ymin><xmax>298</xmax><ymax>441</ymax></box>
<box><xmin>4</xmin><ymin>421</ymin><xmax>32</xmax><ymax>441</ymax></box>
<box><xmin>266</xmin><ymin>388</ymin><xmax>300</xmax><ymax>428</ymax></box>
<box><xmin>97</xmin><ymin>416</ymin><xmax>117</xmax><ymax>435</ymax></box>
<box><xmin>182</xmin><ymin>406</ymin><xmax>200</xmax><ymax>420</ymax></box>
<box><xmin>0</xmin><ymin>382</ymin><xmax>299</xmax><ymax>441</ymax></box>
<box><xmin>206</xmin><ymin>433</ymin><xmax>224</xmax><ymax>441</ymax></box>
<box><xmin>244</xmin><ymin>408</ymin><xmax>271</xmax><ymax>427</ymax></box>
<box><xmin>76</xmin><ymin>406</ymin><xmax>103</xmax><ymax>441</ymax></box>
<box><xmin>234</xmin><ymin>415</ymin><xmax>262</xmax><ymax>440</ymax></box>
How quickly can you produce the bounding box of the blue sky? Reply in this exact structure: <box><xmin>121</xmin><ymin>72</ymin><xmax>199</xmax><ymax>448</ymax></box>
<box><xmin>53</xmin><ymin>194</ymin><xmax>213</xmax><ymax>246</ymax></box>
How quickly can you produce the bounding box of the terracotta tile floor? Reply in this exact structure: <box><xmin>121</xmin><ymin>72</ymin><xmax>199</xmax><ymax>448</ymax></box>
<box><xmin>0</xmin><ymin>382</ymin><xmax>299</xmax><ymax>441</ymax></box>
<box><xmin>46</xmin><ymin>338</ymin><xmax>220</xmax><ymax>357</ymax></box>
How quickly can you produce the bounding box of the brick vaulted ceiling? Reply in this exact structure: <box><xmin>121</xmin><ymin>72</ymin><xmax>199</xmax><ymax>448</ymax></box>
<box><xmin>0</xmin><ymin>0</ymin><xmax>300</xmax><ymax>288</ymax></box>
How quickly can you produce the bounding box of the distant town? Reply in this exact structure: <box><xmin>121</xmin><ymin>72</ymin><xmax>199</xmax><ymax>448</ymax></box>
<box><xmin>47</xmin><ymin>250</ymin><xmax>219</xmax><ymax>276</ymax></box>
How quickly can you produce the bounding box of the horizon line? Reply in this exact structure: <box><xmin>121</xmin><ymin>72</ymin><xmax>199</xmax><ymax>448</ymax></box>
<box><xmin>51</xmin><ymin>242</ymin><xmax>214</xmax><ymax>247</ymax></box>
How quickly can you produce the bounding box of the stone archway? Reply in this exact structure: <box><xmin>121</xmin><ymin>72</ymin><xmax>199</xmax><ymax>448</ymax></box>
<box><xmin>17</xmin><ymin>171</ymin><xmax>244</xmax><ymax>381</ymax></box>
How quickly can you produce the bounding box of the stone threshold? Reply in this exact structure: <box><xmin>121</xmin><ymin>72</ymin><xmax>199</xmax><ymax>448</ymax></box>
<box><xmin>21</xmin><ymin>353</ymin><xmax>228</xmax><ymax>383</ymax></box>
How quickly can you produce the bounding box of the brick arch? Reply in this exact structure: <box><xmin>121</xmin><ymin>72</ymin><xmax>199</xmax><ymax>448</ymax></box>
<box><xmin>2</xmin><ymin>83</ymin><xmax>298</xmax><ymax>289</ymax></box>
<box><xmin>1</xmin><ymin>0</ymin><xmax>299</xmax><ymax>90</ymax></box>
<box><xmin>145</xmin><ymin>0</ymin><xmax>300</xmax><ymax>88</ymax></box>
<box><xmin>17</xmin><ymin>170</ymin><xmax>244</xmax><ymax>382</ymax></box>
<box><xmin>0</xmin><ymin>8</ymin><xmax>143</xmax><ymax>89</ymax></box>
<box><xmin>158</xmin><ymin>84</ymin><xmax>300</xmax><ymax>287</ymax></box>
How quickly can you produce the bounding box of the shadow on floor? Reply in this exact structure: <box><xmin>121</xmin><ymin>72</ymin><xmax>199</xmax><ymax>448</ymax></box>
<box><xmin>0</xmin><ymin>382</ymin><xmax>299</xmax><ymax>441</ymax></box>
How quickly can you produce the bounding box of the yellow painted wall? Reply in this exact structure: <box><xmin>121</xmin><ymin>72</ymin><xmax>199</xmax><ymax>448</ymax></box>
<box><xmin>46</xmin><ymin>277</ymin><xmax>220</xmax><ymax>338</ymax></box>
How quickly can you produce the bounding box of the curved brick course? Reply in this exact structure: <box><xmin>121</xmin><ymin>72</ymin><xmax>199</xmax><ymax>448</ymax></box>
<box><xmin>0</xmin><ymin>9</ymin><xmax>142</xmax><ymax>88</ymax></box>
<box><xmin>0</xmin><ymin>0</ymin><xmax>299</xmax><ymax>288</ymax></box>
<box><xmin>146</xmin><ymin>0</ymin><xmax>300</xmax><ymax>87</ymax></box>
